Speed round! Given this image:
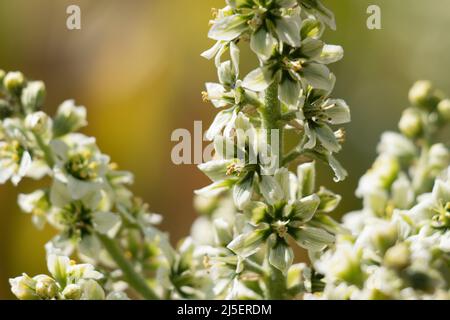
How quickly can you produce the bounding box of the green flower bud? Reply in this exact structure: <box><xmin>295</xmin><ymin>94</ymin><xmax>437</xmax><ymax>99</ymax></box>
<box><xmin>217</xmin><ymin>61</ymin><xmax>234</xmax><ymax>86</ymax></box>
<box><xmin>0</xmin><ymin>99</ymin><xmax>13</xmax><ymax>120</ymax></box>
<box><xmin>384</xmin><ymin>243</ymin><xmax>410</xmax><ymax>270</ymax></box>
<box><xmin>3</xmin><ymin>71</ymin><xmax>26</xmax><ymax>95</ymax></box>
<box><xmin>331</xmin><ymin>249</ymin><xmax>365</xmax><ymax>286</ymax></box>
<box><xmin>371</xmin><ymin>224</ymin><xmax>398</xmax><ymax>253</ymax></box>
<box><xmin>34</xmin><ymin>275</ymin><xmax>58</xmax><ymax>299</ymax></box>
<box><xmin>9</xmin><ymin>274</ymin><xmax>39</xmax><ymax>300</ymax></box>
<box><xmin>437</xmin><ymin>99</ymin><xmax>450</xmax><ymax>121</ymax></box>
<box><xmin>53</xmin><ymin>100</ymin><xmax>87</xmax><ymax>137</ymax></box>
<box><xmin>428</xmin><ymin>143</ymin><xmax>450</xmax><ymax>170</ymax></box>
<box><xmin>398</xmin><ymin>108</ymin><xmax>423</xmax><ymax>138</ymax></box>
<box><xmin>193</xmin><ymin>194</ymin><xmax>218</xmax><ymax>216</ymax></box>
<box><xmin>21</xmin><ymin>81</ymin><xmax>46</xmax><ymax>113</ymax></box>
<box><xmin>82</xmin><ymin>280</ymin><xmax>105</xmax><ymax>300</ymax></box>
<box><xmin>62</xmin><ymin>284</ymin><xmax>82</xmax><ymax>300</ymax></box>
<box><xmin>213</xmin><ymin>218</ymin><xmax>233</xmax><ymax>246</ymax></box>
<box><xmin>25</xmin><ymin>111</ymin><xmax>50</xmax><ymax>134</ymax></box>
<box><xmin>408</xmin><ymin>81</ymin><xmax>442</xmax><ymax>110</ymax></box>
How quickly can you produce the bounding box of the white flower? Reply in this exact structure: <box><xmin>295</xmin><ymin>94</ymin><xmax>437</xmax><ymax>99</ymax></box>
<box><xmin>9</xmin><ymin>274</ymin><xmax>39</xmax><ymax>300</ymax></box>
<box><xmin>18</xmin><ymin>189</ymin><xmax>49</xmax><ymax>229</ymax></box>
<box><xmin>0</xmin><ymin>140</ymin><xmax>32</xmax><ymax>185</ymax></box>
<box><xmin>53</xmin><ymin>100</ymin><xmax>87</xmax><ymax>137</ymax></box>
<box><xmin>51</xmin><ymin>134</ymin><xmax>110</xmax><ymax>200</ymax></box>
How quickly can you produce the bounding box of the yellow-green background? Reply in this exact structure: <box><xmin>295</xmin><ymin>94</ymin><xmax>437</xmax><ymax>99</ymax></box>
<box><xmin>1</xmin><ymin>0</ymin><xmax>449</xmax><ymax>299</ymax></box>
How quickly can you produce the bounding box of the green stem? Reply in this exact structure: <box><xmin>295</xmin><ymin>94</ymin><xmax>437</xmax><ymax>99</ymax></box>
<box><xmin>33</xmin><ymin>132</ymin><xmax>54</xmax><ymax>168</ymax></box>
<box><xmin>244</xmin><ymin>258</ymin><xmax>266</xmax><ymax>275</ymax></box>
<box><xmin>97</xmin><ymin>233</ymin><xmax>159</xmax><ymax>300</ymax></box>
<box><xmin>260</xmin><ymin>81</ymin><xmax>283</xmax><ymax>163</ymax></box>
<box><xmin>265</xmin><ymin>257</ymin><xmax>287</xmax><ymax>300</ymax></box>
<box><xmin>261</xmin><ymin>82</ymin><xmax>288</xmax><ymax>299</ymax></box>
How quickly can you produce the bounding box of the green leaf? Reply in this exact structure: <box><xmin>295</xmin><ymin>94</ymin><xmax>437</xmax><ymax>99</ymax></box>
<box><xmin>209</xmin><ymin>15</ymin><xmax>249</xmax><ymax>41</ymax></box>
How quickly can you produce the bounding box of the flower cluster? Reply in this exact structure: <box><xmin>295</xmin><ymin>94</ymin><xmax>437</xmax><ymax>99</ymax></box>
<box><xmin>314</xmin><ymin>82</ymin><xmax>450</xmax><ymax>300</ymax></box>
<box><xmin>6</xmin><ymin>2</ymin><xmax>449</xmax><ymax>301</ymax></box>
<box><xmin>194</xmin><ymin>0</ymin><xmax>350</xmax><ymax>299</ymax></box>
<box><xmin>1</xmin><ymin>70</ymin><xmax>168</xmax><ymax>300</ymax></box>
<box><xmin>10</xmin><ymin>255</ymin><xmax>127</xmax><ymax>300</ymax></box>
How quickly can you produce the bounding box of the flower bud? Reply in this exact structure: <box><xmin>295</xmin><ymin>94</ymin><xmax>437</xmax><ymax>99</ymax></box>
<box><xmin>3</xmin><ymin>71</ymin><xmax>25</xmax><ymax>95</ymax></box>
<box><xmin>218</xmin><ymin>61</ymin><xmax>234</xmax><ymax>86</ymax></box>
<box><xmin>428</xmin><ymin>143</ymin><xmax>450</xmax><ymax>170</ymax></box>
<box><xmin>193</xmin><ymin>194</ymin><xmax>218</xmax><ymax>216</ymax></box>
<box><xmin>370</xmin><ymin>224</ymin><xmax>398</xmax><ymax>253</ymax></box>
<box><xmin>331</xmin><ymin>248</ymin><xmax>365</xmax><ymax>286</ymax></box>
<box><xmin>384</xmin><ymin>243</ymin><xmax>410</xmax><ymax>270</ymax></box>
<box><xmin>398</xmin><ymin>108</ymin><xmax>422</xmax><ymax>138</ymax></box>
<box><xmin>9</xmin><ymin>274</ymin><xmax>39</xmax><ymax>300</ymax></box>
<box><xmin>34</xmin><ymin>275</ymin><xmax>58</xmax><ymax>299</ymax></box>
<box><xmin>408</xmin><ymin>81</ymin><xmax>441</xmax><ymax>110</ymax></box>
<box><xmin>82</xmin><ymin>279</ymin><xmax>105</xmax><ymax>300</ymax></box>
<box><xmin>437</xmin><ymin>99</ymin><xmax>450</xmax><ymax>121</ymax></box>
<box><xmin>62</xmin><ymin>284</ymin><xmax>82</xmax><ymax>300</ymax></box>
<box><xmin>21</xmin><ymin>81</ymin><xmax>46</xmax><ymax>113</ymax></box>
<box><xmin>213</xmin><ymin>218</ymin><xmax>233</xmax><ymax>246</ymax></box>
<box><xmin>25</xmin><ymin>111</ymin><xmax>50</xmax><ymax>134</ymax></box>
<box><xmin>377</xmin><ymin>132</ymin><xmax>417</xmax><ymax>162</ymax></box>
<box><xmin>53</xmin><ymin>100</ymin><xmax>87</xmax><ymax>137</ymax></box>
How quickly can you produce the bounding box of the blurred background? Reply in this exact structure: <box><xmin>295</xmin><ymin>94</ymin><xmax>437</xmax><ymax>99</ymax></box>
<box><xmin>0</xmin><ymin>0</ymin><xmax>449</xmax><ymax>298</ymax></box>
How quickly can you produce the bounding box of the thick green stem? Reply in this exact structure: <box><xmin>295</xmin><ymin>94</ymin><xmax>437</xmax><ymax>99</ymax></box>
<box><xmin>261</xmin><ymin>82</ymin><xmax>288</xmax><ymax>299</ymax></box>
<box><xmin>97</xmin><ymin>233</ymin><xmax>159</xmax><ymax>300</ymax></box>
<box><xmin>260</xmin><ymin>81</ymin><xmax>283</xmax><ymax>164</ymax></box>
<box><xmin>265</xmin><ymin>258</ymin><xmax>287</xmax><ymax>300</ymax></box>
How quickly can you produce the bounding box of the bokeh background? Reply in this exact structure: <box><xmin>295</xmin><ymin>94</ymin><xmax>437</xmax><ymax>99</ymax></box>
<box><xmin>0</xmin><ymin>0</ymin><xmax>449</xmax><ymax>299</ymax></box>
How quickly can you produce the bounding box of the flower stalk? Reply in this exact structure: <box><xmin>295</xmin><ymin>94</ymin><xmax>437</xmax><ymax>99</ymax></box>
<box><xmin>97</xmin><ymin>233</ymin><xmax>159</xmax><ymax>300</ymax></box>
